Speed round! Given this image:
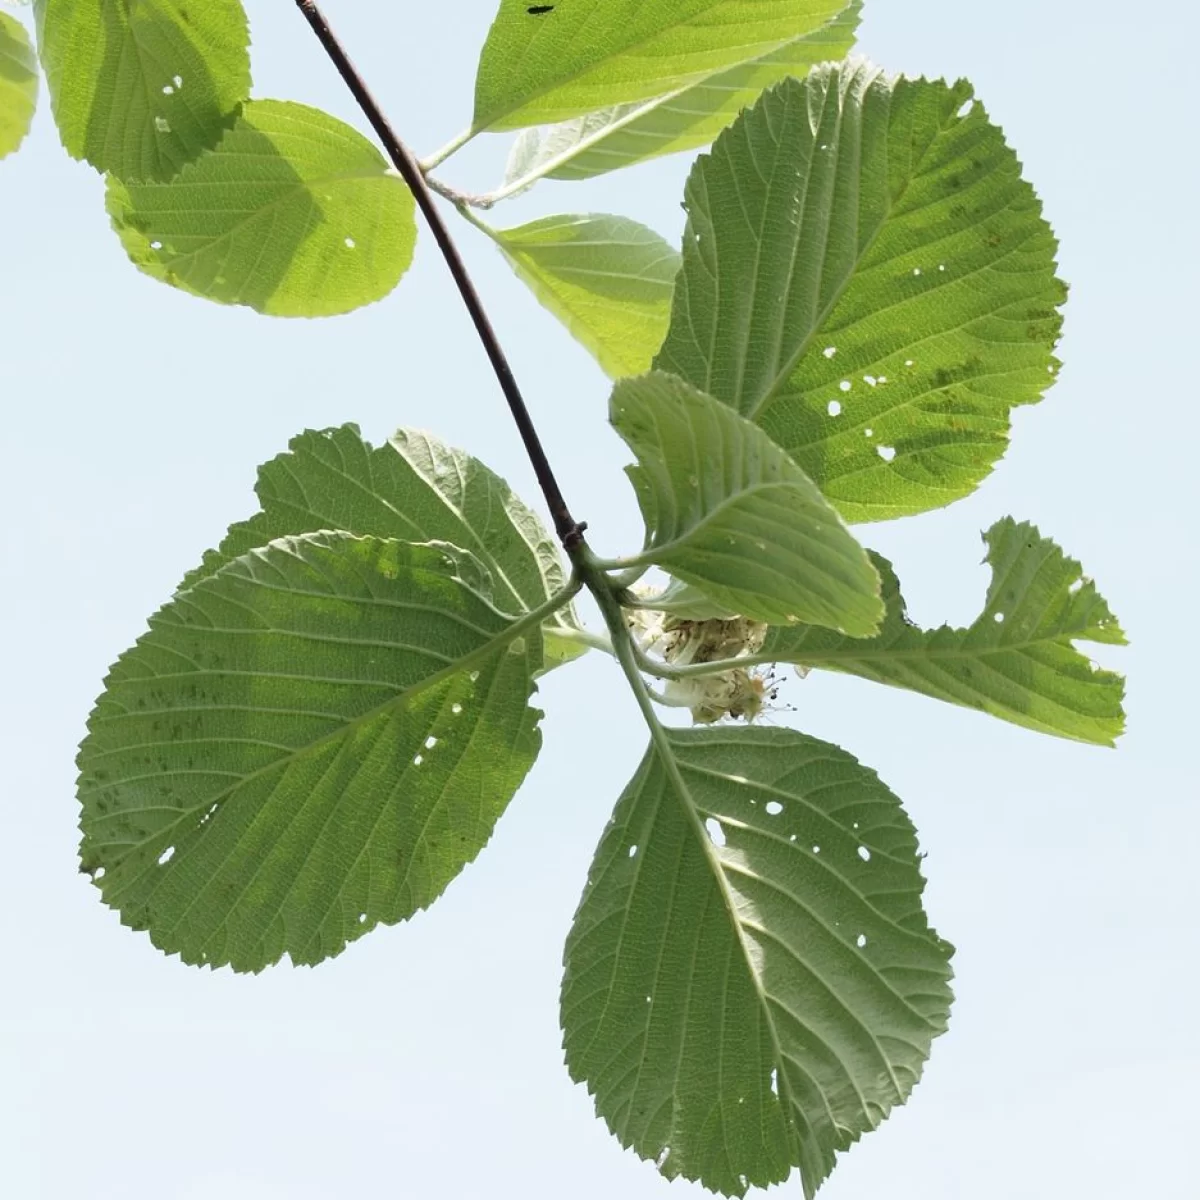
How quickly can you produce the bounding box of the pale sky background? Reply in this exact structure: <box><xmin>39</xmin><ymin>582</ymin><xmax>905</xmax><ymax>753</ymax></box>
<box><xmin>2</xmin><ymin>1</ymin><xmax>1197</xmax><ymax>1197</ymax></box>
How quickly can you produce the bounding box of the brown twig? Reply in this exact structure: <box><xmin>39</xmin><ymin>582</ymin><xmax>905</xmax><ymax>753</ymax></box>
<box><xmin>293</xmin><ymin>0</ymin><xmax>586</xmax><ymax>551</ymax></box>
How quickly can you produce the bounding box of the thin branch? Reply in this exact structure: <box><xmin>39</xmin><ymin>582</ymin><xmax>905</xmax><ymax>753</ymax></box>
<box><xmin>293</xmin><ymin>0</ymin><xmax>586</xmax><ymax>551</ymax></box>
<box><xmin>419</xmin><ymin>127</ymin><xmax>475</xmax><ymax>172</ymax></box>
<box><xmin>424</xmin><ymin>174</ymin><xmax>493</xmax><ymax>211</ymax></box>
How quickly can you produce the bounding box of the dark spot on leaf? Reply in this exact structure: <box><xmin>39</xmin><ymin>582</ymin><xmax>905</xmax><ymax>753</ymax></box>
<box><xmin>527</xmin><ymin>3</ymin><xmax>555</xmax><ymax>11</ymax></box>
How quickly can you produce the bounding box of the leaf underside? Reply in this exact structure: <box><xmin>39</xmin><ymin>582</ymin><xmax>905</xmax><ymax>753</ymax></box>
<box><xmin>0</xmin><ymin>12</ymin><xmax>37</xmax><ymax>161</ymax></box>
<box><xmin>494</xmin><ymin>214</ymin><xmax>680</xmax><ymax>378</ymax></box>
<box><xmin>612</xmin><ymin>372</ymin><xmax>883</xmax><ymax>633</ymax></box>
<box><xmin>179</xmin><ymin>423</ymin><xmax>582</xmax><ymax>670</ymax></box>
<box><xmin>656</xmin><ymin>62</ymin><xmax>1066</xmax><ymax>522</ymax></box>
<box><xmin>473</xmin><ymin>0</ymin><xmax>849</xmax><ymax>132</ymax></box>
<box><xmin>766</xmin><ymin>518</ymin><xmax>1127</xmax><ymax>744</ymax></box>
<box><xmin>563</xmin><ymin>726</ymin><xmax>953</xmax><ymax>1198</ymax></box>
<box><xmin>34</xmin><ymin>0</ymin><xmax>250</xmax><ymax>180</ymax></box>
<box><xmin>78</xmin><ymin>535</ymin><xmax>544</xmax><ymax>973</ymax></box>
<box><xmin>106</xmin><ymin>100</ymin><xmax>416</xmax><ymax>317</ymax></box>
<box><xmin>502</xmin><ymin>0</ymin><xmax>861</xmax><ymax>186</ymax></box>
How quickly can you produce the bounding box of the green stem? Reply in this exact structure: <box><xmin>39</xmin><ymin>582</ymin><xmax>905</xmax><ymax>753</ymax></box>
<box><xmin>420</xmin><ymin>127</ymin><xmax>475</xmax><ymax>171</ymax></box>
<box><xmin>633</xmin><ymin>646</ymin><xmax>762</xmax><ymax>681</ymax></box>
<box><xmin>553</xmin><ymin>626</ymin><xmax>616</xmax><ymax>658</ymax></box>
<box><xmin>607</xmin><ymin>564</ymin><xmax>651</xmax><ymax>591</ymax></box>
<box><xmin>580</xmin><ymin>550</ymin><xmax>674</xmax><ymax>728</ymax></box>
<box><xmin>590</xmin><ymin>552</ymin><xmax>650</xmax><ymax>573</ymax></box>
<box><xmin>643</xmin><ymin>684</ymin><xmax>696</xmax><ymax>709</ymax></box>
<box><xmin>577</xmin><ymin>549</ymin><xmax>757</xmax><ymax>692</ymax></box>
<box><xmin>472</xmin><ymin>175</ymin><xmax>540</xmax><ymax>209</ymax></box>
<box><xmin>525</xmin><ymin>579</ymin><xmax>586</xmax><ymax>629</ymax></box>
<box><xmin>452</xmin><ymin>202</ymin><xmax>502</xmax><ymax>241</ymax></box>
<box><xmin>576</xmin><ymin>548</ymin><xmax>706</xmax><ymax>723</ymax></box>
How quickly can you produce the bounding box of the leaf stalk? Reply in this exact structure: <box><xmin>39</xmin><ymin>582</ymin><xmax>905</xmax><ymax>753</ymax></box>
<box><xmin>631</xmin><ymin>644</ymin><xmax>766</xmax><ymax>682</ymax></box>
<box><xmin>552</xmin><ymin>626</ymin><xmax>617</xmax><ymax>657</ymax></box>
<box><xmin>419</xmin><ymin>127</ymin><xmax>475</xmax><ymax>171</ymax></box>
<box><xmin>577</xmin><ymin>548</ymin><xmax>671</xmax><ymax>728</ymax></box>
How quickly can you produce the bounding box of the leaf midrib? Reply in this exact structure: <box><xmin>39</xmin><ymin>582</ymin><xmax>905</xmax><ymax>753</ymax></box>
<box><xmin>251</xmin><ymin>444</ymin><xmax>541</xmax><ymax>618</ymax></box>
<box><xmin>742</xmin><ymin>77</ymin><xmax>959</xmax><ymax>424</ymax></box>
<box><xmin>647</xmin><ymin>735</ymin><xmax>809</xmax><ymax>1170</ymax></box>
<box><xmin>123</xmin><ymin>0</ymin><xmax>224</xmax><ymax>178</ymax></box>
<box><xmin>504</xmin><ymin>10</ymin><xmax>851</xmax><ymax>189</ymax></box>
<box><xmin>95</xmin><ymin>596</ymin><xmax>546</xmax><ymax>885</ymax></box>
<box><xmin>765</xmin><ymin>615</ymin><xmax>1115</xmax><ymax>666</ymax></box>
<box><xmin>644</xmin><ymin>473</ymin><xmax>854</xmax><ymax>575</ymax></box>
<box><xmin>131</xmin><ymin>166</ymin><xmax>397</xmax><ymax>278</ymax></box>
<box><xmin>478</xmin><ymin>0</ymin><xmax>838</xmax><ymax>132</ymax></box>
<box><xmin>650</xmin><ymin>734</ymin><xmax>928</xmax><ymax>1162</ymax></box>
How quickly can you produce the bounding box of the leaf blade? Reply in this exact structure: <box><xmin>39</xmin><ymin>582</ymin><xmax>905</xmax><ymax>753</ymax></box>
<box><xmin>656</xmin><ymin>63</ymin><xmax>1066</xmax><ymax>521</ymax></box>
<box><xmin>612</xmin><ymin>372</ymin><xmax>883</xmax><ymax>633</ymax></box>
<box><xmin>78</xmin><ymin>534</ymin><xmax>545</xmax><ymax>972</ymax></box>
<box><xmin>34</xmin><ymin>0</ymin><xmax>250</xmax><ymax>180</ymax></box>
<box><xmin>0</xmin><ymin>12</ymin><xmax>37</xmax><ymax>161</ymax></box>
<box><xmin>493</xmin><ymin>214</ymin><xmax>680</xmax><ymax>377</ymax></box>
<box><xmin>501</xmin><ymin>1</ymin><xmax>860</xmax><ymax>187</ymax></box>
<box><xmin>764</xmin><ymin>518</ymin><xmax>1127</xmax><ymax>744</ymax></box>
<box><xmin>473</xmin><ymin>0</ymin><xmax>850</xmax><ymax>132</ymax></box>
<box><xmin>106</xmin><ymin>100</ymin><xmax>416</xmax><ymax>317</ymax></box>
<box><xmin>179</xmin><ymin>424</ymin><xmax>583</xmax><ymax>670</ymax></box>
<box><xmin>563</xmin><ymin>726</ymin><xmax>953</xmax><ymax>1197</ymax></box>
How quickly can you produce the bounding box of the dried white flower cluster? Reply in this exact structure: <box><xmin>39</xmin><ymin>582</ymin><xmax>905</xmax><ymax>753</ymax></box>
<box><xmin>627</xmin><ymin>602</ymin><xmax>789</xmax><ymax>724</ymax></box>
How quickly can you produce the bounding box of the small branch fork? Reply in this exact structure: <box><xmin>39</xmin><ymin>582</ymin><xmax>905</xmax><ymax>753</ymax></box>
<box><xmin>293</xmin><ymin>0</ymin><xmax>587</xmax><ymax>553</ymax></box>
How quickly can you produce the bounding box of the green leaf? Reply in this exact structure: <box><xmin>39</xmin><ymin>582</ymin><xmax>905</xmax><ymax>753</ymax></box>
<box><xmin>501</xmin><ymin>1</ymin><xmax>860</xmax><ymax>188</ymax></box>
<box><xmin>762</xmin><ymin>518</ymin><xmax>1127</xmax><ymax>745</ymax></box>
<box><xmin>78</xmin><ymin>534</ymin><xmax>547</xmax><ymax>972</ymax></box>
<box><xmin>563</xmin><ymin>725</ymin><xmax>953</xmax><ymax>1198</ymax></box>
<box><xmin>34</xmin><ymin>0</ymin><xmax>250</xmax><ymax>181</ymax></box>
<box><xmin>611</xmin><ymin>372</ymin><xmax>883</xmax><ymax>633</ymax></box>
<box><xmin>0</xmin><ymin>11</ymin><xmax>37</xmax><ymax>161</ymax></box>
<box><xmin>492</xmin><ymin>214</ymin><xmax>679</xmax><ymax>378</ymax></box>
<box><xmin>472</xmin><ymin>0</ymin><xmax>849</xmax><ymax>133</ymax></box>
<box><xmin>655</xmin><ymin>63</ymin><xmax>1066</xmax><ymax>522</ymax></box>
<box><xmin>180</xmin><ymin>424</ymin><xmax>584</xmax><ymax>671</ymax></box>
<box><xmin>106</xmin><ymin>99</ymin><xmax>416</xmax><ymax>317</ymax></box>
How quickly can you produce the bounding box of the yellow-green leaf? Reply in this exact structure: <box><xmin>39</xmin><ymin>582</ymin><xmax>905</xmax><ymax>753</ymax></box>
<box><xmin>612</xmin><ymin>372</ymin><xmax>883</xmax><ymax>633</ymax></box>
<box><xmin>501</xmin><ymin>1</ymin><xmax>860</xmax><ymax>187</ymax></box>
<box><xmin>494</xmin><ymin>214</ymin><xmax>679</xmax><ymax>377</ymax></box>
<box><xmin>657</xmin><ymin>63</ymin><xmax>1066</xmax><ymax>521</ymax></box>
<box><xmin>34</xmin><ymin>0</ymin><xmax>250</xmax><ymax>180</ymax></box>
<box><xmin>473</xmin><ymin>0</ymin><xmax>848</xmax><ymax>132</ymax></box>
<box><xmin>107</xmin><ymin>100</ymin><xmax>416</xmax><ymax>317</ymax></box>
<box><xmin>0</xmin><ymin>12</ymin><xmax>37</xmax><ymax>161</ymax></box>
